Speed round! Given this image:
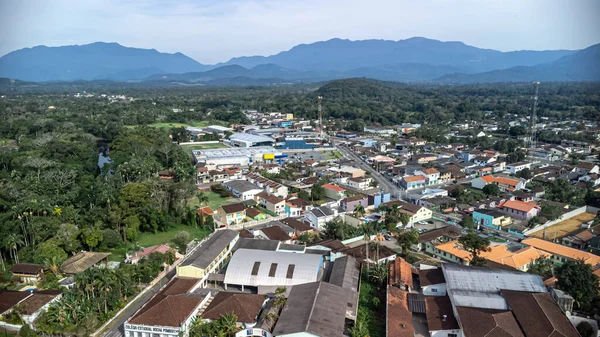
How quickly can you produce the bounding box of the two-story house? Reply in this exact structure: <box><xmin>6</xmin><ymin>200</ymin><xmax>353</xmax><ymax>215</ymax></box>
<box><xmin>215</xmin><ymin>203</ymin><xmax>247</xmax><ymax>225</ymax></box>
<box><xmin>415</xmin><ymin>168</ymin><xmax>440</xmax><ymax>186</ymax></box>
<box><xmin>347</xmin><ymin>177</ymin><xmax>372</xmax><ymax>190</ymax></box>
<box><xmin>505</xmin><ymin>161</ymin><xmax>532</xmax><ymax>175</ymax></box>
<box><xmin>400</xmin><ymin>175</ymin><xmax>427</xmax><ymax>190</ymax></box>
<box><xmin>303</xmin><ymin>206</ymin><xmax>342</xmax><ymax>230</ymax></box>
<box><xmin>224</xmin><ymin>180</ymin><xmax>264</xmax><ymax>200</ymax></box>
<box><xmin>341</xmin><ymin>195</ymin><xmax>369</xmax><ymax>213</ymax></box>
<box><xmin>256</xmin><ymin>192</ymin><xmax>286</xmax><ymax>215</ymax></box>
<box><xmin>322</xmin><ymin>183</ymin><xmax>347</xmax><ymax>200</ymax></box>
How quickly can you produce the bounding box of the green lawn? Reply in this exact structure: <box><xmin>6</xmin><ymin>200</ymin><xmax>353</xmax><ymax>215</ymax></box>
<box><xmin>358</xmin><ymin>278</ymin><xmax>386</xmax><ymax>337</ymax></box>
<box><xmin>180</xmin><ymin>143</ymin><xmax>229</xmax><ymax>154</ymax></box>
<box><xmin>136</xmin><ymin>224</ymin><xmax>211</xmax><ymax>247</ymax></box>
<box><xmin>188</xmin><ymin>191</ymin><xmax>235</xmax><ymax>211</ymax></box>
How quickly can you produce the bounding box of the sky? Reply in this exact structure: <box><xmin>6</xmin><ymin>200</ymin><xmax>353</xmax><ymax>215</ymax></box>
<box><xmin>1</xmin><ymin>0</ymin><xmax>599</xmax><ymax>64</ymax></box>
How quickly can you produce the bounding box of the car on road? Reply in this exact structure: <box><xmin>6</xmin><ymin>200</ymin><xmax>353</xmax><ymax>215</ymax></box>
<box><xmin>384</xmin><ymin>234</ymin><xmax>392</xmax><ymax>241</ymax></box>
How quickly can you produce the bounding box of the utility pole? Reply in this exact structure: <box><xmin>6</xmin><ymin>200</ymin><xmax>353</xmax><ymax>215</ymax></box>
<box><xmin>318</xmin><ymin>96</ymin><xmax>323</xmax><ymax>139</ymax></box>
<box><xmin>529</xmin><ymin>81</ymin><xmax>540</xmax><ymax>164</ymax></box>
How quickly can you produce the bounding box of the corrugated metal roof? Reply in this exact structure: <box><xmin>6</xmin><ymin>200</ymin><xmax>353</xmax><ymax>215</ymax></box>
<box><xmin>224</xmin><ymin>249</ymin><xmax>322</xmax><ymax>287</ymax></box>
<box><xmin>407</xmin><ymin>293</ymin><xmax>426</xmax><ymax>313</ymax></box>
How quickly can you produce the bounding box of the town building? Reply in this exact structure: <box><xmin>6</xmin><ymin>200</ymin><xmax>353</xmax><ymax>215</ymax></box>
<box><xmin>224</xmin><ymin>180</ymin><xmax>264</xmax><ymax>200</ymax></box>
<box><xmin>471</xmin><ymin>175</ymin><xmax>525</xmax><ymax>192</ymax></box>
<box><xmin>500</xmin><ymin>200</ymin><xmax>540</xmax><ymax>220</ymax></box>
<box><xmin>256</xmin><ymin>192</ymin><xmax>286</xmax><ymax>215</ymax></box>
<box><xmin>176</xmin><ymin>229</ymin><xmax>239</xmax><ymax>287</ymax></box>
<box><xmin>521</xmin><ymin>237</ymin><xmax>600</xmax><ymax>266</ymax></box>
<box><xmin>505</xmin><ymin>161</ymin><xmax>533</xmax><ymax>175</ymax></box>
<box><xmin>228</xmin><ymin>133</ymin><xmax>275</xmax><ymax>148</ymax></box>
<box><xmin>215</xmin><ymin>203</ymin><xmax>247</xmax><ymax>224</ymax></box>
<box><xmin>9</xmin><ymin>263</ymin><xmax>44</xmax><ymax>283</ymax></box>
<box><xmin>472</xmin><ymin>208</ymin><xmax>512</xmax><ymax>229</ymax></box>
<box><xmin>61</xmin><ymin>251</ymin><xmax>110</xmax><ymax>275</ymax></box>
<box><xmin>322</xmin><ymin>183</ymin><xmax>347</xmax><ymax>200</ymax></box>
<box><xmin>400</xmin><ymin>175</ymin><xmax>427</xmax><ymax>190</ymax></box>
<box><xmin>223</xmin><ymin>249</ymin><xmax>323</xmax><ymax>292</ymax></box>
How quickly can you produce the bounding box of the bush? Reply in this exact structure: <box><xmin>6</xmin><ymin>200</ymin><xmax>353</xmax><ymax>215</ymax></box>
<box><xmin>577</xmin><ymin>321</ymin><xmax>594</xmax><ymax>337</ymax></box>
<box><xmin>100</xmin><ymin>229</ymin><xmax>123</xmax><ymax>249</ymax></box>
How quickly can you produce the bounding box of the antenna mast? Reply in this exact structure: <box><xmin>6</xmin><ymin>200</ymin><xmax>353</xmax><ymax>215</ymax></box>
<box><xmin>529</xmin><ymin>81</ymin><xmax>540</xmax><ymax>164</ymax></box>
<box><xmin>318</xmin><ymin>96</ymin><xmax>323</xmax><ymax>138</ymax></box>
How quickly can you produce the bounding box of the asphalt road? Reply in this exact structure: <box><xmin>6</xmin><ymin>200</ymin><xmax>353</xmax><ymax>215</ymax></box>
<box><xmin>336</xmin><ymin>144</ymin><xmax>402</xmax><ymax>199</ymax></box>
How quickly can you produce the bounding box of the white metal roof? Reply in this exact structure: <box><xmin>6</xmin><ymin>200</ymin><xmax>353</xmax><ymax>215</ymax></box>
<box><xmin>229</xmin><ymin>133</ymin><xmax>274</xmax><ymax>143</ymax></box>
<box><xmin>224</xmin><ymin>248</ymin><xmax>322</xmax><ymax>287</ymax></box>
<box><xmin>442</xmin><ymin>263</ymin><xmax>547</xmax><ymax>294</ymax></box>
<box><xmin>192</xmin><ymin>146</ymin><xmax>275</xmax><ymax>159</ymax></box>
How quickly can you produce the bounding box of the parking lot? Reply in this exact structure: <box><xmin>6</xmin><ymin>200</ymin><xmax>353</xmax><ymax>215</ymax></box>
<box><xmin>285</xmin><ymin>151</ymin><xmax>327</xmax><ymax>162</ymax></box>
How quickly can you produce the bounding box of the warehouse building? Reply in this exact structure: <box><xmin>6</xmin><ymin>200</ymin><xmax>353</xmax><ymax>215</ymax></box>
<box><xmin>223</xmin><ymin>248</ymin><xmax>324</xmax><ymax>293</ymax></box>
<box><xmin>192</xmin><ymin>147</ymin><xmax>284</xmax><ymax>169</ymax></box>
<box><xmin>228</xmin><ymin>133</ymin><xmax>275</xmax><ymax>148</ymax></box>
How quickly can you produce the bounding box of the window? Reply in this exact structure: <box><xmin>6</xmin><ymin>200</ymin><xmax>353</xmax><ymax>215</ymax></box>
<box><xmin>431</xmin><ymin>288</ymin><xmax>438</xmax><ymax>293</ymax></box>
<box><xmin>449</xmin><ymin>334</ymin><xmax>458</xmax><ymax>337</ymax></box>
<box><xmin>251</xmin><ymin>262</ymin><xmax>261</xmax><ymax>276</ymax></box>
<box><xmin>286</xmin><ymin>264</ymin><xmax>295</xmax><ymax>279</ymax></box>
<box><xmin>269</xmin><ymin>263</ymin><xmax>278</xmax><ymax>277</ymax></box>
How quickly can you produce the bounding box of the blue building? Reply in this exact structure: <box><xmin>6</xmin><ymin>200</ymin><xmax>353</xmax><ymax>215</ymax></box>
<box><xmin>472</xmin><ymin>208</ymin><xmax>512</xmax><ymax>229</ymax></box>
<box><xmin>278</xmin><ymin>121</ymin><xmax>293</xmax><ymax>128</ymax></box>
<box><xmin>359</xmin><ymin>139</ymin><xmax>377</xmax><ymax>147</ymax></box>
<box><xmin>368</xmin><ymin>192</ymin><xmax>391</xmax><ymax>208</ymax></box>
<box><xmin>279</xmin><ymin>139</ymin><xmax>315</xmax><ymax>150</ymax></box>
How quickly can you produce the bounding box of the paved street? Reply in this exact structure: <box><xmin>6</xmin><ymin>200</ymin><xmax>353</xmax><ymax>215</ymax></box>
<box><xmin>336</xmin><ymin>144</ymin><xmax>402</xmax><ymax>199</ymax></box>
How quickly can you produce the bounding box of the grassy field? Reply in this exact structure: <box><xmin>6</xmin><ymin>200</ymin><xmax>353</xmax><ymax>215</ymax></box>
<box><xmin>188</xmin><ymin>191</ymin><xmax>236</xmax><ymax>211</ymax></box>
<box><xmin>137</xmin><ymin>224</ymin><xmax>211</xmax><ymax>247</ymax></box>
<box><xmin>180</xmin><ymin>143</ymin><xmax>229</xmax><ymax>153</ymax></box>
<box><xmin>358</xmin><ymin>277</ymin><xmax>386</xmax><ymax>337</ymax></box>
<box><xmin>529</xmin><ymin>212</ymin><xmax>597</xmax><ymax>239</ymax></box>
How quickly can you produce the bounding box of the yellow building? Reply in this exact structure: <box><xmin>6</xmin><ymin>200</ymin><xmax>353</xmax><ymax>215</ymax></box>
<box><xmin>176</xmin><ymin>229</ymin><xmax>239</xmax><ymax>287</ymax></box>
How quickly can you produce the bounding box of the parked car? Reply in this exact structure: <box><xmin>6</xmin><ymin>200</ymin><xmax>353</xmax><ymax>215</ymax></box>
<box><xmin>384</xmin><ymin>234</ymin><xmax>392</xmax><ymax>241</ymax></box>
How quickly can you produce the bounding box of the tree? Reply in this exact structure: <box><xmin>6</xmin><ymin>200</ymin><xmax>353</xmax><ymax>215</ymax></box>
<box><xmin>35</xmin><ymin>239</ymin><xmax>68</xmax><ymax>265</ymax></box>
<box><xmin>172</xmin><ymin>231</ymin><xmax>191</xmax><ymax>254</ymax></box>
<box><xmin>576</xmin><ymin>321</ymin><xmax>594</xmax><ymax>337</ymax></box>
<box><xmin>44</xmin><ymin>256</ymin><xmax>62</xmax><ymax>277</ymax></box>
<box><xmin>540</xmin><ymin>204</ymin><xmax>562</xmax><ymax>221</ymax></box>
<box><xmin>556</xmin><ymin>259</ymin><xmax>599</xmax><ymax>310</ymax></box>
<box><xmin>399</xmin><ymin>213</ymin><xmax>411</xmax><ymax>227</ymax></box>
<box><xmin>458</xmin><ymin>231</ymin><xmax>490</xmax><ymax>266</ymax></box>
<box><xmin>81</xmin><ymin>225</ymin><xmax>103</xmax><ymax>251</ymax></box>
<box><xmin>171</xmin><ymin>127</ymin><xmax>191</xmax><ymax>143</ymax></box>
<box><xmin>310</xmin><ymin>182</ymin><xmax>324</xmax><ymax>201</ymax></box>
<box><xmin>461</xmin><ymin>216</ymin><xmax>475</xmax><ymax>229</ymax></box>
<box><xmin>196</xmin><ymin>191</ymin><xmax>209</xmax><ymax>206</ymax></box>
<box><xmin>297</xmin><ymin>232</ymin><xmax>319</xmax><ymax>245</ymax></box>
<box><xmin>19</xmin><ymin>324</ymin><xmax>39</xmax><ymax>337</ymax></box>
<box><xmin>297</xmin><ymin>189</ymin><xmax>310</xmax><ymax>201</ymax></box>
<box><xmin>516</xmin><ymin>167</ymin><xmax>532</xmax><ymax>179</ymax></box>
<box><xmin>528</xmin><ymin>257</ymin><xmax>554</xmax><ymax>279</ymax></box>
<box><xmin>396</xmin><ymin>229</ymin><xmax>419</xmax><ymax>254</ymax></box>
<box><xmin>54</xmin><ymin>223</ymin><xmax>81</xmax><ymax>254</ymax></box>
<box><xmin>482</xmin><ymin>183</ymin><xmax>500</xmax><ymax>196</ymax></box>
<box><xmin>353</xmin><ymin>204</ymin><xmax>366</xmax><ymax>218</ymax></box>
<box><xmin>349</xmin><ymin>320</ymin><xmax>369</xmax><ymax>337</ymax></box>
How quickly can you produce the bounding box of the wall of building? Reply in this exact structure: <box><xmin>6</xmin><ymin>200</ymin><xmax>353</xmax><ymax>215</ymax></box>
<box><xmin>430</xmin><ymin>329</ymin><xmax>463</xmax><ymax>337</ymax></box>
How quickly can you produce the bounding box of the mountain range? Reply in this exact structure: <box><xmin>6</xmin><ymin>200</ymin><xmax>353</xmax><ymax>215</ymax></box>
<box><xmin>0</xmin><ymin>38</ymin><xmax>598</xmax><ymax>84</ymax></box>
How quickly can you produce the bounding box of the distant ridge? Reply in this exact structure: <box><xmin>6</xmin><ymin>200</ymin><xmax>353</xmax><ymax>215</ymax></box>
<box><xmin>1</xmin><ymin>38</ymin><xmax>597</xmax><ymax>84</ymax></box>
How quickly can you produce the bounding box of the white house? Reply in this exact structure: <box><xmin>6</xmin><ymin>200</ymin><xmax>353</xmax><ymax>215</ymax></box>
<box><xmin>303</xmin><ymin>206</ymin><xmax>342</xmax><ymax>230</ymax></box>
<box><xmin>224</xmin><ymin>180</ymin><xmax>264</xmax><ymax>200</ymax></box>
<box><xmin>505</xmin><ymin>161</ymin><xmax>532</xmax><ymax>175</ymax></box>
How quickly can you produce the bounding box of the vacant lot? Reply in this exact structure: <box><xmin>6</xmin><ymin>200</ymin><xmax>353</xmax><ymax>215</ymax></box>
<box><xmin>188</xmin><ymin>191</ymin><xmax>236</xmax><ymax>211</ymax></box>
<box><xmin>529</xmin><ymin>212</ymin><xmax>597</xmax><ymax>239</ymax></box>
<box><xmin>137</xmin><ymin>224</ymin><xmax>210</xmax><ymax>247</ymax></box>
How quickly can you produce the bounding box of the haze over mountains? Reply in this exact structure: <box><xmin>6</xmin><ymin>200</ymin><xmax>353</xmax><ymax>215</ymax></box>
<box><xmin>0</xmin><ymin>37</ymin><xmax>598</xmax><ymax>84</ymax></box>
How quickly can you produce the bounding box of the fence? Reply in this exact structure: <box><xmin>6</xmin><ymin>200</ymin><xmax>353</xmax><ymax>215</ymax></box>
<box><xmin>523</xmin><ymin>206</ymin><xmax>588</xmax><ymax>236</ymax></box>
<box><xmin>217</xmin><ymin>214</ymin><xmax>288</xmax><ymax>230</ymax></box>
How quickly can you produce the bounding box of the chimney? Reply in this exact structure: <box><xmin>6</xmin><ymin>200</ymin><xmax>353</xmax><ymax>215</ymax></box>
<box><xmin>443</xmin><ymin>315</ymin><xmax>447</xmax><ymax>322</ymax></box>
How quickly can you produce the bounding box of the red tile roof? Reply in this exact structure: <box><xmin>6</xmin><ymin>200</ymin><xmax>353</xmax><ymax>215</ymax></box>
<box><xmin>322</xmin><ymin>183</ymin><xmax>345</xmax><ymax>192</ymax></box>
<box><xmin>387</xmin><ymin>287</ymin><xmax>414</xmax><ymax>337</ymax></box>
<box><xmin>502</xmin><ymin>200</ymin><xmax>539</xmax><ymax>213</ymax></box>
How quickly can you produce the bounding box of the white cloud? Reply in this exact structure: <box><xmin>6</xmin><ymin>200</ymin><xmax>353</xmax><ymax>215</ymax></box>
<box><xmin>0</xmin><ymin>0</ymin><xmax>598</xmax><ymax>63</ymax></box>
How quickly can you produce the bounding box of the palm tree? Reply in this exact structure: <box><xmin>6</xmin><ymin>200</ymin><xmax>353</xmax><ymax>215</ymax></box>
<box><xmin>353</xmin><ymin>204</ymin><xmax>366</xmax><ymax>218</ymax></box>
<box><xmin>197</xmin><ymin>191</ymin><xmax>209</xmax><ymax>206</ymax></box>
<box><xmin>274</xmin><ymin>295</ymin><xmax>287</xmax><ymax>309</ymax></box>
<box><xmin>5</xmin><ymin>233</ymin><xmax>23</xmax><ymax>264</ymax></box>
<box><xmin>218</xmin><ymin>313</ymin><xmax>239</xmax><ymax>337</ymax></box>
<box><xmin>44</xmin><ymin>256</ymin><xmax>61</xmax><ymax>277</ymax></box>
<box><xmin>349</xmin><ymin>320</ymin><xmax>369</xmax><ymax>337</ymax></box>
<box><xmin>97</xmin><ymin>272</ymin><xmax>113</xmax><ymax>314</ymax></box>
